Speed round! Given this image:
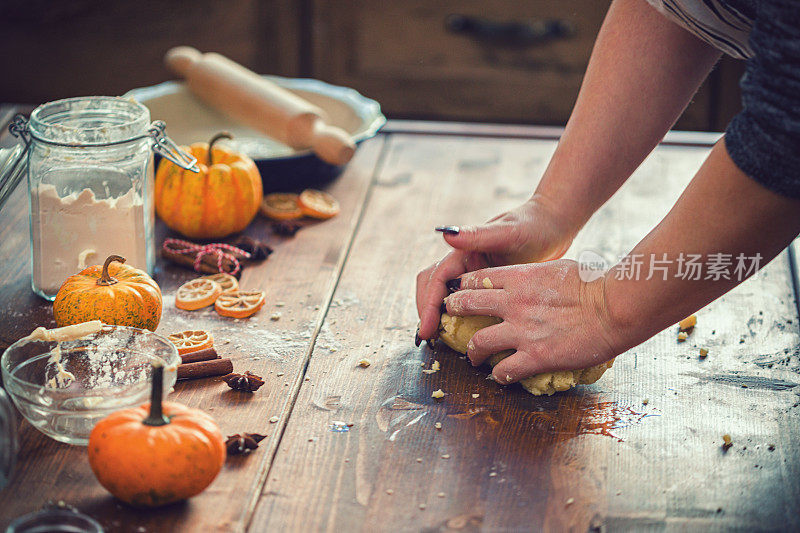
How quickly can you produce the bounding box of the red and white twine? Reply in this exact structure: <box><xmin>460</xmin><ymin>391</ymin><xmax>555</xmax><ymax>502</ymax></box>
<box><xmin>162</xmin><ymin>238</ymin><xmax>251</xmax><ymax>276</ymax></box>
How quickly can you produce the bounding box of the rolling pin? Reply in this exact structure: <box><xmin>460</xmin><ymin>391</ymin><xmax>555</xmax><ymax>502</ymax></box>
<box><xmin>165</xmin><ymin>46</ymin><xmax>355</xmax><ymax>166</ymax></box>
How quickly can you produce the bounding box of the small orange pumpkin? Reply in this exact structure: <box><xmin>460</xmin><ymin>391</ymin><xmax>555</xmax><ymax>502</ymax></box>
<box><xmin>155</xmin><ymin>132</ymin><xmax>263</xmax><ymax>239</ymax></box>
<box><xmin>88</xmin><ymin>365</ymin><xmax>225</xmax><ymax>507</ymax></box>
<box><xmin>53</xmin><ymin>255</ymin><xmax>162</xmax><ymax>331</ymax></box>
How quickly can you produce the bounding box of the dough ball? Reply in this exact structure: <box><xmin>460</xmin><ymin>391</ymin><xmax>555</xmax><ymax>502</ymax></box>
<box><xmin>438</xmin><ymin>313</ymin><xmax>613</xmax><ymax>396</ymax></box>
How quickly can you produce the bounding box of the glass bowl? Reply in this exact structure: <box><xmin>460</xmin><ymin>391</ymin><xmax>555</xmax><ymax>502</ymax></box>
<box><xmin>1</xmin><ymin>325</ymin><xmax>179</xmax><ymax>445</ymax></box>
<box><xmin>6</xmin><ymin>508</ymin><xmax>103</xmax><ymax>533</ymax></box>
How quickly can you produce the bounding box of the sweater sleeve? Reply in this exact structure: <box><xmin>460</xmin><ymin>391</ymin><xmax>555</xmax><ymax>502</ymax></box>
<box><xmin>724</xmin><ymin>0</ymin><xmax>800</xmax><ymax>199</ymax></box>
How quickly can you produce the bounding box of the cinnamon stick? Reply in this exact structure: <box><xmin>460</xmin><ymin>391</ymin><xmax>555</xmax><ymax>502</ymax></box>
<box><xmin>177</xmin><ymin>358</ymin><xmax>233</xmax><ymax>380</ymax></box>
<box><xmin>161</xmin><ymin>248</ymin><xmax>237</xmax><ymax>275</ymax></box>
<box><xmin>180</xmin><ymin>347</ymin><xmax>220</xmax><ymax>364</ymax></box>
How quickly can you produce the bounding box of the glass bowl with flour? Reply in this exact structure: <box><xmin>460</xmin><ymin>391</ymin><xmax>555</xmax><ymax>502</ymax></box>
<box><xmin>1</xmin><ymin>324</ymin><xmax>179</xmax><ymax>445</ymax></box>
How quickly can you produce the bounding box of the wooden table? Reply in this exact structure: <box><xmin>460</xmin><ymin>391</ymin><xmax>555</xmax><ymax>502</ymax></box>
<box><xmin>1</xmin><ymin>113</ymin><xmax>799</xmax><ymax>532</ymax></box>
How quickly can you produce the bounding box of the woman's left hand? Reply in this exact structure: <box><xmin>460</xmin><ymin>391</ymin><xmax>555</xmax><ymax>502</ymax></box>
<box><xmin>443</xmin><ymin>260</ymin><xmax>622</xmax><ymax>383</ymax></box>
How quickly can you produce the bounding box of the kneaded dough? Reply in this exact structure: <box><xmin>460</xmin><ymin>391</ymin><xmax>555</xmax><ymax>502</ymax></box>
<box><xmin>438</xmin><ymin>313</ymin><xmax>613</xmax><ymax>396</ymax></box>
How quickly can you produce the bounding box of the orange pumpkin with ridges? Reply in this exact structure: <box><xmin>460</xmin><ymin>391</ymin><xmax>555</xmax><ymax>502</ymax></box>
<box><xmin>53</xmin><ymin>255</ymin><xmax>162</xmax><ymax>331</ymax></box>
<box><xmin>155</xmin><ymin>132</ymin><xmax>263</xmax><ymax>239</ymax></box>
<box><xmin>88</xmin><ymin>365</ymin><xmax>225</xmax><ymax>507</ymax></box>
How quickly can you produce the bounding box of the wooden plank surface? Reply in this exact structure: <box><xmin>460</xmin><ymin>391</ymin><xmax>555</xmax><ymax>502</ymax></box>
<box><xmin>249</xmin><ymin>134</ymin><xmax>800</xmax><ymax>531</ymax></box>
<box><xmin>0</xmin><ymin>130</ymin><xmax>385</xmax><ymax>531</ymax></box>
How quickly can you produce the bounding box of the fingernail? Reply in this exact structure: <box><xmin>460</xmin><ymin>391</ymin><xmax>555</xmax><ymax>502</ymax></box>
<box><xmin>435</xmin><ymin>225</ymin><xmax>460</xmax><ymax>235</ymax></box>
<box><xmin>445</xmin><ymin>278</ymin><xmax>461</xmax><ymax>293</ymax></box>
<box><xmin>415</xmin><ymin>328</ymin><xmax>422</xmax><ymax>347</ymax></box>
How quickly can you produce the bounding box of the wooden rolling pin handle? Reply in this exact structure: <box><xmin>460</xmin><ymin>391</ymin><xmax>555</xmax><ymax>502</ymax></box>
<box><xmin>310</xmin><ymin>122</ymin><xmax>356</xmax><ymax>166</ymax></box>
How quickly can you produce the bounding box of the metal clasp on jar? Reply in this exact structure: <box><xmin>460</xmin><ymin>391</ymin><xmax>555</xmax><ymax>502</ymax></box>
<box><xmin>147</xmin><ymin>120</ymin><xmax>199</xmax><ymax>173</ymax></box>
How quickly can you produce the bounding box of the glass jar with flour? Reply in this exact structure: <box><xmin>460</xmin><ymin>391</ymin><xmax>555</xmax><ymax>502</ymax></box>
<box><xmin>1</xmin><ymin>97</ymin><xmax>198</xmax><ymax>300</ymax></box>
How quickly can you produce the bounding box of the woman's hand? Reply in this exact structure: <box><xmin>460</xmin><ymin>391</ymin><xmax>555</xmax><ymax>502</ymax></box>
<box><xmin>443</xmin><ymin>261</ymin><xmax>622</xmax><ymax>383</ymax></box>
<box><xmin>416</xmin><ymin>198</ymin><xmax>576</xmax><ymax>341</ymax></box>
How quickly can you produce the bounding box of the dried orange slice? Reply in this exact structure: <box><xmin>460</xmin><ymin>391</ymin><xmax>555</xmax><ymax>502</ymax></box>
<box><xmin>298</xmin><ymin>189</ymin><xmax>340</xmax><ymax>219</ymax></box>
<box><xmin>214</xmin><ymin>290</ymin><xmax>266</xmax><ymax>318</ymax></box>
<box><xmin>201</xmin><ymin>273</ymin><xmax>238</xmax><ymax>293</ymax></box>
<box><xmin>261</xmin><ymin>193</ymin><xmax>303</xmax><ymax>221</ymax></box>
<box><xmin>175</xmin><ymin>278</ymin><xmax>222</xmax><ymax>310</ymax></box>
<box><xmin>168</xmin><ymin>330</ymin><xmax>214</xmax><ymax>355</ymax></box>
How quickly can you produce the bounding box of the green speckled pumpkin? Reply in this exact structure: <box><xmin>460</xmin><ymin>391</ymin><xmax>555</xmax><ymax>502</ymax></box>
<box><xmin>53</xmin><ymin>255</ymin><xmax>162</xmax><ymax>331</ymax></box>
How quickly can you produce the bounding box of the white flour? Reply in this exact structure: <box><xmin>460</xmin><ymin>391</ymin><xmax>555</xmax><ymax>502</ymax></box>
<box><xmin>32</xmin><ymin>184</ymin><xmax>147</xmax><ymax>293</ymax></box>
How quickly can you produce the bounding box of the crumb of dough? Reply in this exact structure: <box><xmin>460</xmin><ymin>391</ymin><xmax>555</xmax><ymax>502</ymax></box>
<box><xmin>416</xmin><ymin>458</ymin><xmax>423</xmax><ymax>463</ymax></box>
<box><xmin>566</xmin><ymin>498</ymin><xmax>575</xmax><ymax>506</ymax></box>
<box><xmin>678</xmin><ymin>315</ymin><xmax>697</xmax><ymax>332</ymax></box>
<box><xmin>357</xmin><ymin>359</ymin><xmax>371</xmax><ymax>368</ymax></box>
<box><xmin>642</xmin><ymin>398</ymin><xmax>649</xmax><ymax>405</ymax></box>
<box><xmin>489</xmin><ymin>472</ymin><xmax>497</xmax><ymax>477</ymax></box>
<box><xmin>419</xmin><ymin>503</ymin><xmax>427</xmax><ymax>510</ymax></box>
<box><xmin>386</xmin><ymin>489</ymin><xmax>394</xmax><ymax>495</ymax></box>
<box><xmin>422</xmin><ymin>360</ymin><xmax>441</xmax><ymax>374</ymax></box>
<box><xmin>472</xmin><ymin>393</ymin><xmax>480</xmax><ymax>398</ymax></box>
<box><xmin>441</xmin><ymin>454</ymin><xmax>450</xmax><ymax>459</ymax></box>
<box><xmin>677</xmin><ymin>332</ymin><xmax>688</xmax><ymax>342</ymax></box>
<box><xmin>270</xmin><ymin>312</ymin><xmax>282</xmax><ymax>321</ymax></box>
<box><xmin>722</xmin><ymin>434</ymin><xmax>733</xmax><ymax>450</ymax></box>
<box><xmin>437</xmin><ymin>492</ymin><xmax>446</xmax><ymax>498</ymax></box>
<box><xmin>699</xmin><ymin>348</ymin><xmax>709</xmax><ymax>358</ymax></box>
<box><xmin>269</xmin><ymin>416</ymin><xmax>279</xmax><ymax>423</ymax></box>
<box><xmin>438</xmin><ymin>313</ymin><xmax>614</xmax><ymax>396</ymax></box>
<box><xmin>482</xmin><ymin>277</ymin><xmax>494</xmax><ymax>289</ymax></box>
<box><xmin>434</xmin><ymin>422</ymin><xmax>442</xmax><ymax>430</ymax></box>
<box><xmin>431</xmin><ymin>389</ymin><xmax>445</xmax><ymax>399</ymax></box>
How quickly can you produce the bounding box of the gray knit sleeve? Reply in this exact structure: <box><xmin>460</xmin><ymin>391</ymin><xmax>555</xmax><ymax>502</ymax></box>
<box><xmin>724</xmin><ymin>0</ymin><xmax>800</xmax><ymax>198</ymax></box>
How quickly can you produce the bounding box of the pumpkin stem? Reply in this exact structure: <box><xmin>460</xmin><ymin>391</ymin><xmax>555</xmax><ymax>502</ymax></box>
<box><xmin>143</xmin><ymin>364</ymin><xmax>170</xmax><ymax>427</ymax></box>
<box><xmin>97</xmin><ymin>255</ymin><xmax>126</xmax><ymax>286</ymax></box>
<box><xmin>207</xmin><ymin>132</ymin><xmax>233</xmax><ymax>166</ymax></box>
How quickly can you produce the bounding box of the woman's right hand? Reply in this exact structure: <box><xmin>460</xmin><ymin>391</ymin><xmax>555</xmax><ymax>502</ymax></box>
<box><xmin>415</xmin><ymin>196</ymin><xmax>577</xmax><ymax>341</ymax></box>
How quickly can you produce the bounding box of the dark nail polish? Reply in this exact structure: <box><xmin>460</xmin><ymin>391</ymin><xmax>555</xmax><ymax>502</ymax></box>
<box><xmin>435</xmin><ymin>225</ymin><xmax>460</xmax><ymax>235</ymax></box>
<box><xmin>425</xmin><ymin>338</ymin><xmax>436</xmax><ymax>349</ymax></box>
<box><xmin>415</xmin><ymin>329</ymin><xmax>422</xmax><ymax>347</ymax></box>
<box><xmin>440</xmin><ymin>302</ymin><xmax>447</xmax><ymax>314</ymax></box>
<box><xmin>445</xmin><ymin>278</ymin><xmax>461</xmax><ymax>293</ymax></box>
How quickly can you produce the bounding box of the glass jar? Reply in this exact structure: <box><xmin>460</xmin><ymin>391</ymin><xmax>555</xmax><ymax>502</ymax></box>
<box><xmin>0</xmin><ymin>386</ymin><xmax>17</xmax><ymax>490</ymax></box>
<box><xmin>2</xmin><ymin>97</ymin><xmax>198</xmax><ymax>300</ymax></box>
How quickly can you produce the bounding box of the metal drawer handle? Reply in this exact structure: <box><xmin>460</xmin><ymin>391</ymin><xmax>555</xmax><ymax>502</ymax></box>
<box><xmin>445</xmin><ymin>14</ymin><xmax>574</xmax><ymax>47</ymax></box>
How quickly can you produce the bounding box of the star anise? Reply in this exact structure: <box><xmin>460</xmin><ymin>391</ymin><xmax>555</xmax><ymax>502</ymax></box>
<box><xmin>232</xmin><ymin>236</ymin><xmax>273</xmax><ymax>261</ymax></box>
<box><xmin>272</xmin><ymin>221</ymin><xmax>303</xmax><ymax>237</ymax></box>
<box><xmin>226</xmin><ymin>433</ymin><xmax>267</xmax><ymax>455</ymax></box>
<box><xmin>222</xmin><ymin>371</ymin><xmax>265</xmax><ymax>392</ymax></box>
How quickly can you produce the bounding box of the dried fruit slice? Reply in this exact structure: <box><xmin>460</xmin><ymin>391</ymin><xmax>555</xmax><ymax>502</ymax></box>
<box><xmin>261</xmin><ymin>193</ymin><xmax>303</xmax><ymax>221</ymax></box>
<box><xmin>168</xmin><ymin>330</ymin><xmax>214</xmax><ymax>355</ymax></box>
<box><xmin>298</xmin><ymin>189</ymin><xmax>339</xmax><ymax>219</ymax></box>
<box><xmin>214</xmin><ymin>290</ymin><xmax>266</xmax><ymax>318</ymax></box>
<box><xmin>201</xmin><ymin>273</ymin><xmax>239</xmax><ymax>293</ymax></box>
<box><xmin>175</xmin><ymin>278</ymin><xmax>222</xmax><ymax>310</ymax></box>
